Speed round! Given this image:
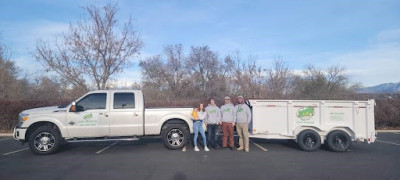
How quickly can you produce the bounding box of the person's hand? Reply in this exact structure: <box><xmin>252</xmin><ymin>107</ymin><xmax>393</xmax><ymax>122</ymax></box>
<box><xmin>232</xmin><ymin>122</ymin><xmax>236</xmax><ymax>127</ymax></box>
<box><xmin>205</xmin><ymin>122</ymin><xmax>208</xmax><ymax>126</ymax></box>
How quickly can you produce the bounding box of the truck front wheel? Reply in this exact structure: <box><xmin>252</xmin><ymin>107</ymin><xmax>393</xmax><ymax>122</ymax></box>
<box><xmin>28</xmin><ymin>126</ymin><xmax>61</xmax><ymax>155</ymax></box>
<box><xmin>297</xmin><ymin>129</ymin><xmax>321</xmax><ymax>151</ymax></box>
<box><xmin>161</xmin><ymin>124</ymin><xmax>189</xmax><ymax>149</ymax></box>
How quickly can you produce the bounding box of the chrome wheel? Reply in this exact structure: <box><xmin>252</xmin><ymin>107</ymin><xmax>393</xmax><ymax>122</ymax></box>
<box><xmin>34</xmin><ymin>132</ymin><xmax>55</xmax><ymax>152</ymax></box>
<box><xmin>167</xmin><ymin>128</ymin><xmax>184</xmax><ymax>147</ymax></box>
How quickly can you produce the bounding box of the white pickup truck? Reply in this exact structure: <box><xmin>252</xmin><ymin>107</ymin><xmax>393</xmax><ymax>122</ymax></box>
<box><xmin>14</xmin><ymin>90</ymin><xmax>193</xmax><ymax>154</ymax></box>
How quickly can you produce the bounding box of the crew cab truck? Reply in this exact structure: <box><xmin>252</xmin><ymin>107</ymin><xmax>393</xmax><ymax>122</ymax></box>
<box><xmin>13</xmin><ymin>90</ymin><xmax>193</xmax><ymax>155</ymax></box>
<box><xmin>248</xmin><ymin>99</ymin><xmax>376</xmax><ymax>152</ymax></box>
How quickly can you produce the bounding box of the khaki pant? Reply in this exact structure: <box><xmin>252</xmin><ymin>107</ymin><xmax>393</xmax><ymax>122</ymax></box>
<box><xmin>236</xmin><ymin>123</ymin><xmax>249</xmax><ymax>151</ymax></box>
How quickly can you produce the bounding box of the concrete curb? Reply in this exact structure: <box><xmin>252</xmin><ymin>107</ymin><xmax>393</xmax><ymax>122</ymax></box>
<box><xmin>376</xmin><ymin>130</ymin><xmax>400</xmax><ymax>133</ymax></box>
<box><xmin>0</xmin><ymin>133</ymin><xmax>13</xmax><ymax>137</ymax></box>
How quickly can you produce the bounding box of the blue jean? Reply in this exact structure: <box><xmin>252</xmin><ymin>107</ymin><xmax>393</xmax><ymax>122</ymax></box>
<box><xmin>207</xmin><ymin>124</ymin><xmax>219</xmax><ymax>147</ymax></box>
<box><xmin>193</xmin><ymin>120</ymin><xmax>207</xmax><ymax>147</ymax></box>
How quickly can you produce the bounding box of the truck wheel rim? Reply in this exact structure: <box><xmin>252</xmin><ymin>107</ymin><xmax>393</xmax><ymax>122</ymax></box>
<box><xmin>304</xmin><ymin>134</ymin><xmax>316</xmax><ymax>148</ymax></box>
<box><xmin>334</xmin><ymin>135</ymin><xmax>347</xmax><ymax>149</ymax></box>
<box><xmin>34</xmin><ymin>132</ymin><xmax>55</xmax><ymax>152</ymax></box>
<box><xmin>167</xmin><ymin>129</ymin><xmax>184</xmax><ymax>147</ymax></box>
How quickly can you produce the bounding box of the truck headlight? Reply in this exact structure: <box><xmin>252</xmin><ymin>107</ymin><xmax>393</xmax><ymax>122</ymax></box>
<box><xmin>18</xmin><ymin>113</ymin><xmax>29</xmax><ymax>125</ymax></box>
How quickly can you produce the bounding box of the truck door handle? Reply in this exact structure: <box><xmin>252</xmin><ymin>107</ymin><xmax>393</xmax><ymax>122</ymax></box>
<box><xmin>68</xmin><ymin>121</ymin><xmax>75</xmax><ymax>125</ymax></box>
<box><xmin>100</xmin><ymin>113</ymin><xmax>108</xmax><ymax>117</ymax></box>
<box><xmin>134</xmin><ymin>112</ymin><xmax>138</xmax><ymax>116</ymax></box>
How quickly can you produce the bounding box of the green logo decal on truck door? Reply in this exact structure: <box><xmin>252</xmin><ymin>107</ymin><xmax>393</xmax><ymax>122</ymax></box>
<box><xmin>77</xmin><ymin>113</ymin><xmax>99</xmax><ymax>126</ymax></box>
<box><xmin>297</xmin><ymin>107</ymin><xmax>315</xmax><ymax>120</ymax></box>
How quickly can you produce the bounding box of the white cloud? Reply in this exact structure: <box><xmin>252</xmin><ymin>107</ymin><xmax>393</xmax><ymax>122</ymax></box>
<box><xmin>329</xmin><ymin>28</ymin><xmax>400</xmax><ymax>87</ymax></box>
<box><xmin>1</xmin><ymin>20</ymin><xmax>70</xmax><ymax>76</ymax></box>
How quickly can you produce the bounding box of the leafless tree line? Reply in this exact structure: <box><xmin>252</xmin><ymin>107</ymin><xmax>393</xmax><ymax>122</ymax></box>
<box><xmin>139</xmin><ymin>44</ymin><xmax>359</xmax><ymax>104</ymax></box>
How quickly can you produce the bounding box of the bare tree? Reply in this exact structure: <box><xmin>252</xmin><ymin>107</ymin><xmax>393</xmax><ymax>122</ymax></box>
<box><xmin>266</xmin><ymin>59</ymin><xmax>294</xmax><ymax>99</ymax></box>
<box><xmin>230</xmin><ymin>52</ymin><xmax>265</xmax><ymax>98</ymax></box>
<box><xmin>293</xmin><ymin>65</ymin><xmax>358</xmax><ymax>100</ymax></box>
<box><xmin>0</xmin><ymin>39</ymin><xmax>31</xmax><ymax>100</ymax></box>
<box><xmin>35</xmin><ymin>3</ymin><xmax>142</xmax><ymax>91</ymax></box>
<box><xmin>186</xmin><ymin>46</ymin><xmax>228</xmax><ymax>98</ymax></box>
<box><xmin>140</xmin><ymin>44</ymin><xmax>193</xmax><ymax>100</ymax></box>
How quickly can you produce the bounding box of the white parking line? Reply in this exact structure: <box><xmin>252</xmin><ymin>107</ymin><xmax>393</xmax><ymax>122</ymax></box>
<box><xmin>96</xmin><ymin>141</ymin><xmax>119</xmax><ymax>154</ymax></box>
<box><xmin>250</xmin><ymin>140</ymin><xmax>268</xmax><ymax>151</ymax></box>
<box><xmin>376</xmin><ymin>140</ymin><xmax>400</xmax><ymax>146</ymax></box>
<box><xmin>0</xmin><ymin>138</ymin><xmax>12</xmax><ymax>142</ymax></box>
<box><xmin>3</xmin><ymin>148</ymin><xmax>29</xmax><ymax>156</ymax></box>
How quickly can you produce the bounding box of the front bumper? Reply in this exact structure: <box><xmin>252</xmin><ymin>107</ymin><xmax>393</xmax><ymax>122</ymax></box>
<box><xmin>13</xmin><ymin>125</ymin><xmax>27</xmax><ymax>141</ymax></box>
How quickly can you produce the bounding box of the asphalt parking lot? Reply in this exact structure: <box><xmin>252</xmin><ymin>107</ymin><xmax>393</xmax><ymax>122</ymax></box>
<box><xmin>0</xmin><ymin>133</ymin><xmax>399</xmax><ymax>180</ymax></box>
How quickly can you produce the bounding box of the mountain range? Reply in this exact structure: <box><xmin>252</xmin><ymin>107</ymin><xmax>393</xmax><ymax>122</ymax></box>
<box><xmin>357</xmin><ymin>82</ymin><xmax>400</xmax><ymax>94</ymax></box>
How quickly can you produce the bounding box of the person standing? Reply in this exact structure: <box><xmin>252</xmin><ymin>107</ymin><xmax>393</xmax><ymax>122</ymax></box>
<box><xmin>220</xmin><ymin>96</ymin><xmax>236</xmax><ymax>150</ymax></box>
<box><xmin>205</xmin><ymin>98</ymin><xmax>221</xmax><ymax>150</ymax></box>
<box><xmin>235</xmin><ymin>96</ymin><xmax>252</xmax><ymax>152</ymax></box>
<box><xmin>191</xmin><ymin>104</ymin><xmax>210</xmax><ymax>152</ymax></box>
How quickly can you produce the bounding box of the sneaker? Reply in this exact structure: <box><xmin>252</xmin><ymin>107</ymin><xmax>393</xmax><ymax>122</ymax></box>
<box><xmin>194</xmin><ymin>146</ymin><xmax>200</xmax><ymax>152</ymax></box>
<box><xmin>237</xmin><ymin>147</ymin><xmax>244</xmax><ymax>151</ymax></box>
<box><xmin>204</xmin><ymin>147</ymin><xmax>210</xmax><ymax>152</ymax></box>
<box><xmin>182</xmin><ymin>146</ymin><xmax>186</xmax><ymax>152</ymax></box>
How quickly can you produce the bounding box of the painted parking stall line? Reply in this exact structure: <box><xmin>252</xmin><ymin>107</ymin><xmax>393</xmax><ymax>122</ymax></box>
<box><xmin>3</xmin><ymin>148</ymin><xmax>29</xmax><ymax>156</ymax></box>
<box><xmin>376</xmin><ymin>140</ymin><xmax>400</xmax><ymax>146</ymax></box>
<box><xmin>96</xmin><ymin>141</ymin><xmax>120</xmax><ymax>154</ymax></box>
<box><xmin>250</xmin><ymin>140</ymin><xmax>268</xmax><ymax>151</ymax></box>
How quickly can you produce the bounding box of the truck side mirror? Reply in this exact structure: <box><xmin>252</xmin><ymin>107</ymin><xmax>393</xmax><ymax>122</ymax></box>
<box><xmin>70</xmin><ymin>102</ymin><xmax>76</xmax><ymax>112</ymax></box>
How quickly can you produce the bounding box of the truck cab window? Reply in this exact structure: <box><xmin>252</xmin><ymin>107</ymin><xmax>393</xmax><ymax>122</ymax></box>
<box><xmin>114</xmin><ymin>93</ymin><xmax>135</xmax><ymax>109</ymax></box>
<box><xmin>76</xmin><ymin>93</ymin><xmax>107</xmax><ymax>111</ymax></box>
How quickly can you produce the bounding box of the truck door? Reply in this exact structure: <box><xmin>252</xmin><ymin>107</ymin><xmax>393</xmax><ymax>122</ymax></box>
<box><xmin>66</xmin><ymin>92</ymin><xmax>109</xmax><ymax>137</ymax></box>
<box><xmin>108</xmin><ymin>92</ymin><xmax>142</xmax><ymax>136</ymax></box>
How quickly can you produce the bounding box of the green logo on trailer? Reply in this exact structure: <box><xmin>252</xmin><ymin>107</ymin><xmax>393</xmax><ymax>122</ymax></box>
<box><xmin>297</xmin><ymin>107</ymin><xmax>315</xmax><ymax>120</ymax></box>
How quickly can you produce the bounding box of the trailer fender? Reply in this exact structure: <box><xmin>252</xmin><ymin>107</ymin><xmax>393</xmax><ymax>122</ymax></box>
<box><xmin>293</xmin><ymin>126</ymin><xmax>323</xmax><ymax>143</ymax></box>
<box><xmin>326</xmin><ymin>127</ymin><xmax>355</xmax><ymax>141</ymax></box>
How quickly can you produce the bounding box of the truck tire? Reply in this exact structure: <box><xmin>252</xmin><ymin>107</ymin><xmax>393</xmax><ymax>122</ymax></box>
<box><xmin>297</xmin><ymin>129</ymin><xmax>321</xmax><ymax>151</ymax></box>
<box><xmin>28</xmin><ymin>126</ymin><xmax>61</xmax><ymax>155</ymax></box>
<box><xmin>161</xmin><ymin>124</ymin><xmax>189</xmax><ymax>150</ymax></box>
<box><xmin>326</xmin><ymin>130</ymin><xmax>351</xmax><ymax>152</ymax></box>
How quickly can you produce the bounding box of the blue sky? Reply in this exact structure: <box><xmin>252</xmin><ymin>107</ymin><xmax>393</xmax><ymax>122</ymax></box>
<box><xmin>1</xmin><ymin>0</ymin><xmax>399</xmax><ymax>87</ymax></box>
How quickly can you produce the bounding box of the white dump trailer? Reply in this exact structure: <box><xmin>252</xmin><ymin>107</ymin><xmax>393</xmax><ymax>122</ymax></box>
<box><xmin>248</xmin><ymin>99</ymin><xmax>376</xmax><ymax>152</ymax></box>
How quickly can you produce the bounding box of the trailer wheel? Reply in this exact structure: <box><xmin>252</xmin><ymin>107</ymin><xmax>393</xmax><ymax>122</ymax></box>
<box><xmin>327</xmin><ymin>130</ymin><xmax>351</xmax><ymax>152</ymax></box>
<box><xmin>28</xmin><ymin>126</ymin><xmax>61</xmax><ymax>155</ymax></box>
<box><xmin>161</xmin><ymin>124</ymin><xmax>189</xmax><ymax>150</ymax></box>
<box><xmin>297</xmin><ymin>129</ymin><xmax>321</xmax><ymax>151</ymax></box>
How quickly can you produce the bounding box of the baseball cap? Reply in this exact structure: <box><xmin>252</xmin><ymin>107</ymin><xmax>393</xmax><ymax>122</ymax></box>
<box><xmin>238</xmin><ymin>95</ymin><xmax>244</xmax><ymax>99</ymax></box>
<box><xmin>224</xmin><ymin>96</ymin><xmax>230</xmax><ymax>100</ymax></box>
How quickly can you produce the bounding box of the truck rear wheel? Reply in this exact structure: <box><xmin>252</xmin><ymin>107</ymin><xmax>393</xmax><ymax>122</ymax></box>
<box><xmin>297</xmin><ymin>129</ymin><xmax>321</xmax><ymax>151</ymax></box>
<box><xmin>161</xmin><ymin>124</ymin><xmax>189</xmax><ymax>149</ymax></box>
<box><xmin>326</xmin><ymin>130</ymin><xmax>351</xmax><ymax>152</ymax></box>
<box><xmin>28</xmin><ymin>126</ymin><xmax>61</xmax><ymax>155</ymax></box>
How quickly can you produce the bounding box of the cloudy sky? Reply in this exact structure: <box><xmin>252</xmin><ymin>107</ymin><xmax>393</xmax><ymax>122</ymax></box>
<box><xmin>0</xmin><ymin>0</ymin><xmax>399</xmax><ymax>87</ymax></box>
